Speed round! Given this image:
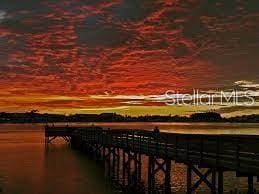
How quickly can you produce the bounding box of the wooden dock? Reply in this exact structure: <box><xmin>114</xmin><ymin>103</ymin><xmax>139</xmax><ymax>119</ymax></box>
<box><xmin>45</xmin><ymin>125</ymin><xmax>259</xmax><ymax>194</ymax></box>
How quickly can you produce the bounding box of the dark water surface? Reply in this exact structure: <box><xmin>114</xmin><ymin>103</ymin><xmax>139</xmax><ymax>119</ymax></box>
<box><xmin>0</xmin><ymin>124</ymin><xmax>114</xmax><ymax>194</ymax></box>
<box><xmin>1</xmin><ymin>123</ymin><xmax>259</xmax><ymax>194</ymax></box>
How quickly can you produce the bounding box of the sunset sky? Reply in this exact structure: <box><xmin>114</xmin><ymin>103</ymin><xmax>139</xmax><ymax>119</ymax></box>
<box><xmin>0</xmin><ymin>0</ymin><xmax>259</xmax><ymax>116</ymax></box>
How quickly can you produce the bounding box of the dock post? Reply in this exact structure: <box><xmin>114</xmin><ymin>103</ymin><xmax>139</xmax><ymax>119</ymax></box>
<box><xmin>133</xmin><ymin>152</ymin><xmax>138</xmax><ymax>184</ymax></box>
<box><xmin>112</xmin><ymin>147</ymin><xmax>116</xmax><ymax>180</ymax></box>
<box><xmin>45</xmin><ymin>136</ymin><xmax>49</xmax><ymax>145</ymax></box>
<box><xmin>187</xmin><ymin>164</ymin><xmax>192</xmax><ymax>194</ymax></box>
<box><xmin>122</xmin><ymin>149</ymin><xmax>126</xmax><ymax>186</ymax></box>
<box><xmin>248</xmin><ymin>175</ymin><xmax>254</xmax><ymax>194</ymax></box>
<box><xmin>132</xmin><ymin>152</ymin><xmax>142</xmax><ymax>185</ymax></box>
<box><xmin>137</xmin><ymin>153</ymin><xmax>142</xmax><ymax>183</ymax></box>
<box><xmin>218</xmin><ymin>170</ymin><xmax>223</xmax><ymax>194</ymax></box>
<box><xmin>126</xmin><ymin>152</ymin><xmax>131</xmax><ymax>186</ymax></box>
<box><xmin>116</xmin><ymin>148</ymin><xmax>120</xmax><ymax>183</ymax></box>
<box><xmin>211</xmin><ymin>169</ymin><xmax>216</xmax><ymax>194</ymax></box>
<box><xmin>148</xmin><ymin>156</ymin><xmax>154</xmax><ymax>194</ymax></box>
<box><xmin>164</xmin><ymin>159</ymin><xmax>171</xmax><ymax>194</ymax></box>
<box><xmin>105</xmin><ymin>146</ymin><xmax>111</xmax><ymax>178</ymax></box>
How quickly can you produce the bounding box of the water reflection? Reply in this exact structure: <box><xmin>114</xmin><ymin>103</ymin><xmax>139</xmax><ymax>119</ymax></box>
<box><xmin>0</xmin><ymin>125</ymin><xmax>114</xmax><ymax>194</ymax></box>
<box><xmin>43</xmin><ymin>144</ymin><xmax>114</xmax><ymax>194</ymax></box>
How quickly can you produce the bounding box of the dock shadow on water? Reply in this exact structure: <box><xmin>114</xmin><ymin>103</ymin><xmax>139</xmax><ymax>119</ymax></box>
<box><xmin>43</xmin><ymin>144</ymin><xmax>115</xmax><ymax>194</ymax></box>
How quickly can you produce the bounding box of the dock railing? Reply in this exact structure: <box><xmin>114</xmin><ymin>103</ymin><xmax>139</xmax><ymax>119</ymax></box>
<box><xmin>65</xmin><ymin>126</ymin><xmax>259</xmax><ymax>176</ymax></box>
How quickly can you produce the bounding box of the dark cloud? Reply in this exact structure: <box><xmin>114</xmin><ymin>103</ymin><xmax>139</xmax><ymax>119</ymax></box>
<box><xmin>176</xmin><ymin>0</ymin><xmax>259</xmax><ymax>82</ymax></box>
<box><xmin>106</xmin><ymin>0</ymin><xmax>158</xmax><ymax>22</ymax></box>
<box><xmin>77</xmin><ymin>25</ymin><xmax>135</xmax><ymax>47</ymax></box>
<box><xmin>0</xmin><ymin>0</ymin><xmax>41</xmax><ymax>11</ymax></box>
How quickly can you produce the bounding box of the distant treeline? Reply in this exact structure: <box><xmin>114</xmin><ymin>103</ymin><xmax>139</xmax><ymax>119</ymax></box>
<box><xmin>0</xmin><ymin>111</ymin><xmax>259</xmax><ymax>123</ymax></box>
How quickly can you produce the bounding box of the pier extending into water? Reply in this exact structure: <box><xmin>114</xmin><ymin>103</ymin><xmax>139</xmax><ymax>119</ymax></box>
<box><xmin>45</xmin><ymin>125</ymin><xmax>259</xmax><ymax>194</ymax></box>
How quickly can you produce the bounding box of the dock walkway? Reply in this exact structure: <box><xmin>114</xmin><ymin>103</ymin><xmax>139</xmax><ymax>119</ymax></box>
<box><xmin>45</xmin><ymin>125</ymin><xmax>259</xmax><ymax>194</ymax></box>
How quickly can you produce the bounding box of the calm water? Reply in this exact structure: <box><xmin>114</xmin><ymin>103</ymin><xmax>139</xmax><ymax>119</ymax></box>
<box><xmin>1</xmin><ymin>122</ymin><xmax>259</xmax><ymax>194</ymax></box>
